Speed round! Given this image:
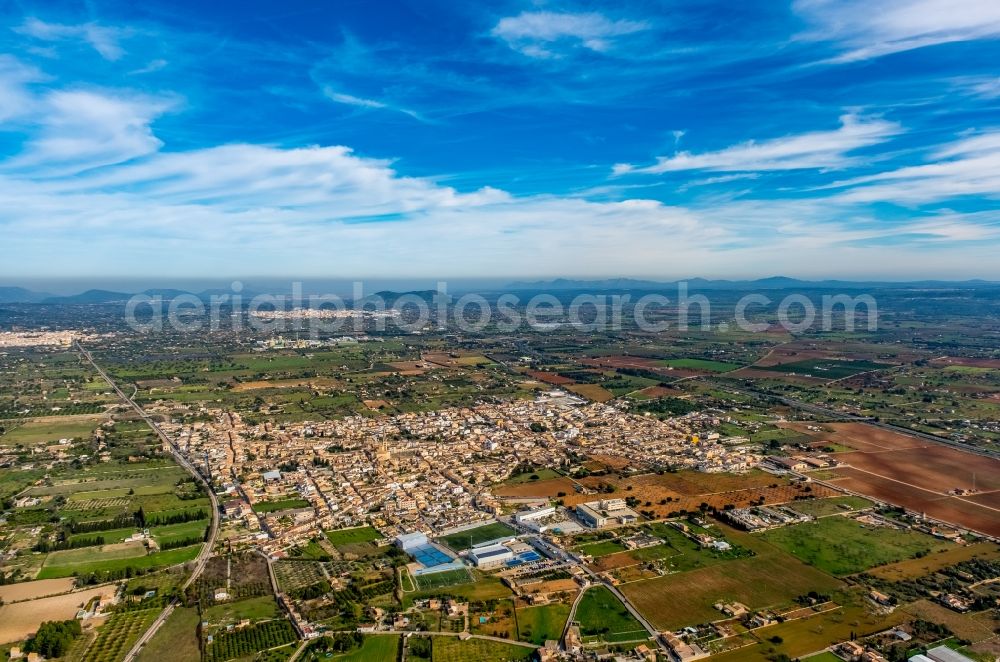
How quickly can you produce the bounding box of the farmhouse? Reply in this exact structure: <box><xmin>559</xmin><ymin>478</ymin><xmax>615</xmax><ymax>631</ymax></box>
<box><xmin>768</xmin><ymin>457</ymin><xmax>809</xmax><ymax>472</ymax></box>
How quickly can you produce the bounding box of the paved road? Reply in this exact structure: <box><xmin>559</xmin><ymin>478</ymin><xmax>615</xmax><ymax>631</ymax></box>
<box><xmin>76</xmin><ymin>343</ymin><xmax>221</xmax><ymax>662</ymax></box>
<box><xmin>560</xmin><ymin>580</ymin><xmax>590</xmax><ymax>646</ymax></box>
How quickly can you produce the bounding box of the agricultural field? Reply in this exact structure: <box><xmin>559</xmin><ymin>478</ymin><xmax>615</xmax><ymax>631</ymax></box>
<box><xmin>428</xmin><ymin>636</ymin><xmax>534</xmax><ymax>662</ymax></box>
<box><xmin>787</xmin><ymin>495</ymin><xmax>874</xmax><ymax>517</ymax></box>
<box><xmin>761</xmin><ymin>516</ymin><xmax>952</xmax><ymax>576</ymax></box>
<box><xmin>709</xmin><ymin>598</ymin><xmax>904</xmax><ymax>662</ymax></box>
<box><xmin>438</xmin><ymin>522</ymin><xmax>516</xmax><ymax>551</ymax></box>
<box><xmin>81</xmin><ymin>607</ymin><xmax>161</xmax><ymax>662</ymax></box>
<box><xmin>321</xmin><ymin>635</ymin><xmax>400</xmax><ymax>662</ymax></box>
<box><xmin>204</xmin><ymin>619</ymin><xmax>297</xmax><ymax>662</ymax></box>
<box><xmin>203</xmin><ymin>594</ymin><xmax>281</xmax><ymax>624</ymax></box>
<box><xmin>622</xmin><ymin>526</ymin><xmax>841</xmax><ymax>630</ymax></box>
<box><xmin>324</xmin><ymin>526</ymin><xmax>382</xmax><ymax>546</ymax></box>
<box><xmin>0</xmin><ymin>585</ymin><xmax>114</xmax><ymax>645</ymax></box>
<box><xmin>274</xmin><ymin>559</ymin><xmax>327</xmax><ymax>593</ymax></box>
<box><xmin>865</xmin><ymin>542</ymin><xmax>1000</xmax><ymax>581</ymax></box>
<box><xmin>0</xmin><ymin>415</ymin><xmax>107</xmax><ymax>446</ymax></box>
<box><xmin>135</xmin><ymin>606</ymin><xmax>201</xmax><ymax>662</ymax></box>
<box><xmin>37</xmin><ymin>543</ymin><xmax>202</xmax><ymax>579</ymax></box>
<box><xmin>554</xmin><ymin>469</ymin><xmax>834</xmax><ymax>519</ymax></box>
<box><xmin>661</xmin><ymin>358</ymin><xmax>741</xmax><ymax>372</ymax></box>
<box><xmin>575</xmin><ymin>586</ymin><xmax>649</xmax><ymax>645</ymax></box>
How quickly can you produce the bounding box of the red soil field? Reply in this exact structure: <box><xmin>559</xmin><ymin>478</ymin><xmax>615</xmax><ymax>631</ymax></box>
<box><xmin>836</xmin><ymin>446</ymin><xmax>1000</xmax><ymax>494</ymax></box>
<box><xmin>497</xmin><ymin>471</ymin><xmax>834</xmax><ymax>519</ymax></box>
<box><xmin>526</xmin><ymin>371</ymin><xmax>575</xmax><ymax>385</ymax></box>
<box><xmin>827</xmin><ymin>467</ymin><xmax>1000</xmax><ymax>537</ymax></box>
<box><xmin>493</xmin><ymin>477</ymin><xmax>579</xmax><ymax>498</ymax></box>
<box><xmin>823</xmin><ymin>422</ymin><xmax>927</xmax><ymax>451</ymax></box>
<box><xmin>582</xmin><ymin>356</ymin><xmax>662</xmax><ymax>369</ymax></box>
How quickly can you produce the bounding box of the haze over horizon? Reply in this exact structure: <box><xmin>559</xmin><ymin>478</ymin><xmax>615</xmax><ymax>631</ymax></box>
<box><xmin>2</xmin><ymin>0</ymin><xmax>1000</xmax><ymax>279</ymax></box>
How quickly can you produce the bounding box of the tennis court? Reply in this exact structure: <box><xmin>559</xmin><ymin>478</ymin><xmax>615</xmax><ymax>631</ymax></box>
<box><xmin>409</xmin><ymin>544</ymin><xmax>454</xmax><ymax>568</ymax></box>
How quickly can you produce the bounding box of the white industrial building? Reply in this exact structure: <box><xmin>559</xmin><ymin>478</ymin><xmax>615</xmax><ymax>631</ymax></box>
<box><xmin>395</xmin><ymin>532</ymin><xmax>428</xmax><ymax>551</ymax></box>
<box><xmin>469</xmin><ymin>544</ymin><xmax>514</xmax><ymax>569</ymax></box>
<box><xmin>515</xmin><ymin>505</ymin><xmax>556</xmax><ymax>524</ymax></box>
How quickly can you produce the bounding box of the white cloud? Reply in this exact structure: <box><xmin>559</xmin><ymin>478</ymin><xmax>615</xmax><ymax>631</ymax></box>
<box><xmin>16</xmin><ymin>18</ymin><xmax>128</xmax><ymax>61</ymax></box>
<box><xmin>492</xmin><ymin>11</ymin><xmax>648</xmax><ymax>58</ymax></box>
<box><xmin>0</xmin><ymin>55</ymin><xmax>45</xmax><ymax>122</ymax></box>
<box><xmin>321</xmin><ymin>86</ymin><xmax>425</xmax><ymax>121</ymax></box>
<box><xmin>967</xmin><ymin>77</ymin><xmax>1000</xmax><ymax>99</ymax></box>
<box><xmin>7</xmin><ymin>90</ymin><xmax>177</xmax><ymax>175</ymax></box>
<box><xmin>0</xmin><ymin>68</ymin><xmax>996</xmax><ymax>279</ymax></box>
<box><xmin>323</xmin><ymin>88</ymin><xmax>387</xmax><ymax>109</ymax></box>
<box><xmin>794</xmin><ymin>0</ymin><xmax>1000</xmax><ymax>63</ymax></box>
<box><xmin>615</xmin><ymin>114</ymin><xmax>902</xmax><ymax>175</ymax></box>
<box><xmin>829</xmin><ymin>130</ymin><xmax>1000</xmax><ymax>203</ymax></box>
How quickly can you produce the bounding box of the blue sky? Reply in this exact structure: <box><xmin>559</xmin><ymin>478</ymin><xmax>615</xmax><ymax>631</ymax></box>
<box><xmin>1</xmin><ymin>0</ymin><xmax>999</xmax><ymax>281</ymax></box>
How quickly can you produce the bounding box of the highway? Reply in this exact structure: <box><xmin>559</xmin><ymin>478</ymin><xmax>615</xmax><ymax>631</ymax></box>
<box><xmin>76</xmin><ymin>343</ymin><xmax>221</xmax><ymax>662</ymax></box>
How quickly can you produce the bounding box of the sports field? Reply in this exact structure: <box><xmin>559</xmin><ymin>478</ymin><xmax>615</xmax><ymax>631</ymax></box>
<box><xmin>414</xmin><ymin>568</ymin><xmax>472</xmax><ymax>591</ymax></box>
<box><xmin>439</xmin><ymin>522</ymin><xmax>516</xmax><ymax>551</ymax></box>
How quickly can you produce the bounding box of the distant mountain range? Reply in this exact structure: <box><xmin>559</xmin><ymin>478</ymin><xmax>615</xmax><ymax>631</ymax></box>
<box><xmin>504</xmin><ymin>276</ymin><xmax>1000</xmax><ymax>291</ymax></box>
<box><xmin>2</xmin><ymin>277</ymin><xmax>998</xmax><ymax>304</ymax></box>
<box><xmin>0</xmin><ymin>287</ymin><xmax>255</xmax><ymax>305</ymax></box>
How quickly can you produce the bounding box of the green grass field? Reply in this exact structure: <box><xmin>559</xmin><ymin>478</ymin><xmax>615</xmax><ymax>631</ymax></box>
<box><xmin>502</xmin><ymin>468</ymin><xmax>562</xmax><ymax>485</ymax></box>
<box><xmin>576</xmin><ymin>586</ymin><xmax>647</xmax><ymax>644</ymax></box>
<box><xmin>0</xmin><ymin>416</ymin><xmax>105</xmax><ymax>446</ymax></box>
<box><xmin>44</xmin><ymin>541</ymin><xmax>148</xmax><ymax>565</ymax></box>
<box><xmin>151</xmin><ymin>519</ymin><xmax>209</xmax><ymax>544</ymax></box>
<box><xmin>253</xmin><ymin>498</ymin><xmax>311</xmax><ymax>513</ymax></box>
<box><xmin>517</xmin><ymin>603</ymin><xmax>571</xmax><ymax>645</ymax></box>
<box><xmin>332</xmin><ymin>635</ymin><xmax>400</xmax><ymax>661</ymax></box>
<box><xmin>661</xmin><ymin>358</ymin><xmax>741</xmax><ymax>372</ymax></box>
<box><xmin>622</xmin><ymin>525</ymin><xmax>841</xmax><ymax>630</ymax></box>
<box><xmin>37</xmin><ymin>543</ymin><xmax>201</xmax><ymax>579</ymax></box>
<box><xmin>403</xmin><ymin>575</ymin><xmax>512</xmax><ymax>607</ymax></box>
<box><xmin>788</xmin><ymin>496</ymin><xmax>874</xmax><ymax>518</ymax></box>
<box><xmin>758</xmin><ymin>359</ymin><xmax>891</xmax><ymax>379</ymax></box>
<box><xmin>439</xmin><ymin>523</ymin><xmax>516</xmax><ymax>551</ymax></box>
<box><xmin>136</xmin><ymin>606</ymin><xmax>201</xmax><ymax>662</ymax></box>
<box><xmin>202</xmin><ymin>595</ymin><xmax>280</xmax><ymax>624</ymax></box>
<box><xmin>415</xmin><ymin>567</ymin><xmax>472</xmax><ymax>591</ymax></box>
<box><xmin>325</xmin><ymin>526</ymin><xmax>382</xmax><ymax>546</ymax></box>
<box><xmin>761</xmin><ymin>516</ymin><xmax>950</xmax><ymax>576</ymax></box>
